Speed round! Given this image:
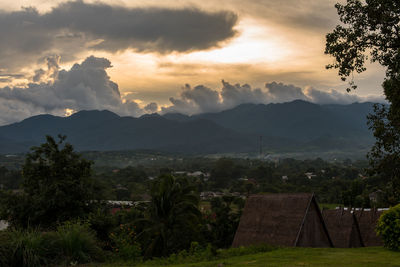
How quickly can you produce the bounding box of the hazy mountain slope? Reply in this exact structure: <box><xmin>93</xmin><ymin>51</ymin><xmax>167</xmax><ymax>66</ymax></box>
<box><xmin>0</xmin><ymin>100</ymin><xmax>377</xmax><ymax>154</ymax></box>
<box><xmin>188</xmin><ymin>100</ymin><xmax>375</xmax><ymax>141</ymax></box>
<box><xmin>0</xmin><ymin>111</ymin><xmax>253</xmax><ymax>154</ymax></box>
<box><xmin>163</xmin><ymin>100</ymin><xmax>376</xmax><ymax>152</ymax></box>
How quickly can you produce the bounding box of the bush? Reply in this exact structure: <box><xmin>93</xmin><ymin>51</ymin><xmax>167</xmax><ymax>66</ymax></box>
<box><xmin>109</xmin><ymin>224</ymin><xmax>141</xmax><ymax>261</ymax></box>
<box><xmin>377</xmin><ymin>204</ymin><xmax>400</xmax><ymax>250</ymax></box>
<box><xmin>0</xmin><ymin>229</ymin><xmax>51</xmax><ymax>267</ymax></box>
<box><xmin>88</xmin><ymin>206</ymin><xmax>117</xmax><ymax>247</ymax></box>
<box><xmin>52</xmin><ymin>221</ymin><xmax>103</xmax><ymax>264</ymax></box>
<box><xmin>0</xmin><ymin>222</ymin><xmax>103</xmax><ymax>266</ymax></box>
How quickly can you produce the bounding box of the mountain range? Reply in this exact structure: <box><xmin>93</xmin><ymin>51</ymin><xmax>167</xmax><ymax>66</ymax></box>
<box><xmin>0</xmin><ymin>100</ymin><xmax>377</xmax><ymax>154</ymax></box>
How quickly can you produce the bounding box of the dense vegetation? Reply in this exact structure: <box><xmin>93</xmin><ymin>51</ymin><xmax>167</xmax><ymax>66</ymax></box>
<box><xmin>0</xmin><ymin>135</ymin><xmax>101</xmax><ymax>228</ymax></box>
<box><xmin>0</xmin><ymin>134</ymin><xmax>395</xmax><ymax>265</ymax></box>
<box><xmin>0</xmin><ymin>133</ymin><xmax>391</xmax><ymax>265</ymax></box>
<box><xmin>87</xmin><ymin>156</ymin><xmax>387</xmax><ymax>208</ymax></box>
<box><xmin>0</xmin><ymin>146</ymin><xmax>391</xmax><ymax>207</ymax></box>
<box><xmin>1</xmin><ymin>153</ymin><xmax>388</xmax><ymax>207</ymax></box>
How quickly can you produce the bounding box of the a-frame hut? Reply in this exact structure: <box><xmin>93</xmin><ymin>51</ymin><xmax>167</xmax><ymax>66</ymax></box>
<box><xmin>354</xmin><ymin>209</ymin><xmax>383</xmax><ymax>246</ymax></box>
<box><xmin>322</xmin><ymin>209</ymin><xmax>364</xmax><ymax>248</ymax></box>
<box><xmin>232</xmin><ymin>193</ymin><xmax>333</xmax><ymax>248</ymax></box>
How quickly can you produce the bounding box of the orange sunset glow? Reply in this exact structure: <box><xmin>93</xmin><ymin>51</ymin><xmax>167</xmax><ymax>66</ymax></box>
<box><xmin>0</xmin><ymin>0</ymin><xmax>386</xmax><ymax>123</ymax></box>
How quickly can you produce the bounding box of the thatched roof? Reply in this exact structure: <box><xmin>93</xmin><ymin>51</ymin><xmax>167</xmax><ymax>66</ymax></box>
<box><xmin>322</xmin><ymin>209</ymin><xmax>364</xmax><ymax>248</ymax></box>
<box><xmin>354</xmin><ymin>209</ymin><xmax>383</xmax><ymax>246</ymax></box>
<box><xmin>232</xmin><ymin>193</ymin><xmax>333</xmax><ymax>248</ymax></box>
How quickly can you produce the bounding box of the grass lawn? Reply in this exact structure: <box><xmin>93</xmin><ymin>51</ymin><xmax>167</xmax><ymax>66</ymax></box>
<box><xmin>95</xmin><ymin>247</ymin><xmax>400</xmax><ymax>267</ymax></box>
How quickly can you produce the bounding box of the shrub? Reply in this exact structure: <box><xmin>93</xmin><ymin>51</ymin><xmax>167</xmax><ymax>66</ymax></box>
<box><xmin>110</xmin><ymin>224</ymin><xmax>141</xmax><ymax>261</ymax></box>
<box><xmin>377</xmin><ymin>204</ymin><xmax>400</xmax><ymax>250</ymax></box>
<box><xmin>88</xmin><ymin>206</ymin><xmax>117</xmax><ymax>247</ymax></box>
<box><xmin>53</xmin><ymin>221</ymin><xmax>103</xmax><ymax>264</ymax></box>
<box><xmin>0</xmin><ymin>229</ymin><xmax>51</xmax><ymax>267</ymax></box>
<box><xmin>0</xmin><ymin>222</ymin><xmax>103</xmax><ymax>266</ymax></box>
<box><xmin>205</xmin><ymin>196</ymin><xmax>243</xmax><ymax>248</ymax></box>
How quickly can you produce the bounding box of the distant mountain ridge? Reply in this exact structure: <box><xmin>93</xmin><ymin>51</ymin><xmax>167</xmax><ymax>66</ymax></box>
<box><xmin>0</xmin><ymin>100</ymin><xmax>377</xmax><ymax>154</ymax></box>
<box><xmin>169</xmin><ymin>100</ymin><xmax>375</xmax><ymax>141</ymax></box>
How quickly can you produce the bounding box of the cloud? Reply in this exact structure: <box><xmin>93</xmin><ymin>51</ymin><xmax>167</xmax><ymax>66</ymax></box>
<box><xmin>163</xmin><ymin>84</ymin><xmax>220</xmax><ymax>114</ymax></box>
<box><xmin>304</xmin><ymin>87</ymin><xmax>385</xmax><ymax>105</ymax></box>
<box><xmin>0</xmin><ymin>98</ymin><xmax>50</xmax><ymax>126</ymax></box>
<box><xmin>181</xmin><ymin>84</ymin><xmax>221</xmax><ymax>113</ymax></box>
<box><xmin>47</xmin><ymin>1</ymin><xmax>238</xmax><ymax>53</ymax></box>
<box><xmin>221</xmin><ymin>80</ymin><xmax>268</xmax><ymax>108</ymax></box>
<box><xmin>0</xmin><ymin>73</ymin><xmax>25</xmax><ymax>82</ymax></box>
<box><xmin>229</xmin><ymin>0</ymin><xmax>337</xmax><ymax>32</ymax></box>
<box><xmin>0</xmin><ymin>1</ymin><xmax>238</xmax><ymax>72</ymax></box>
<box><xmin>32</xmin><ymin>55</ymin><xmax>60</xmax><ymax>82</ymax></box>
<box><xmin>162</xmin><ymin>80</ymin><xmax>270</xmax><ymax>114</ymax></box>
<box><xmin>0</xmin><ymin>78</ymin><xmax>12</xmax><ymax>83</ymax></box>
<box><xmin>0</xmin><ymin>55</ymin><xmax>144</xmax><ymax>125</ymax></box>
<box><xmin>162</xmin><ymin>80</ymin><xmax>385</xmax><ymax>115</ymax></box>
<box><xmin>144</xmin><ymin>102</ymin><xmax>158</xmax><ymax>113</ymax></box>
<box><xmin>0</xmin><ymin>55</ymin><xmax>385</xmax><ymax>125</ymax></box>
<box><xmin>265</xmin><ymin>82</ymin><xmax>308</xmax><ymax>102</ymax></box>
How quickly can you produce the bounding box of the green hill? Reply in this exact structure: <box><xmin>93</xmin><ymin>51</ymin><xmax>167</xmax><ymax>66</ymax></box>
<box><xmin>0</xmin><ymin>100</ymin><xmax>378</xmax><ymax>155</ymax></box>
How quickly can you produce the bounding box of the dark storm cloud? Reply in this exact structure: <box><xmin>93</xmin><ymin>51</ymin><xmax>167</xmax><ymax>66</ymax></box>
<box><xmin>0</xmin><ymin>1</ymin><xmax>238</xmax><ymax>72</ymax></box>
<box><xmin>44</xmin><ymin>1</ymin><xmax>238</xmax><ymax>52</ymax></box>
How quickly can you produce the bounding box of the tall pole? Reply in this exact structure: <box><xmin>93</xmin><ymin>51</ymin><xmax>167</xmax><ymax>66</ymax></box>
<box><xmin>259</xmin><ymin>135</ymin><xmax>262</xmax><ymax>159</ymax></box>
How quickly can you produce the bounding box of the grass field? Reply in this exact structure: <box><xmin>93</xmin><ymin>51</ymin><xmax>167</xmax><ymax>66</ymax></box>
<box><xmin>96</xmin><ymin>247</ymin><xmax>400</xmax><ymax>267</ymax></box>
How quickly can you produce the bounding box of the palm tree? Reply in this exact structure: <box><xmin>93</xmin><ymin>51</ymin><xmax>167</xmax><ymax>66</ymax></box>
<box><xmin>138</xmin><ymin>175</ymin><xmax>201</xmax><ymax>258</ymax></box>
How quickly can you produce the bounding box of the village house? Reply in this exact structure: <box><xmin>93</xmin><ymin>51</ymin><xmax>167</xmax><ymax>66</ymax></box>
<box><xmin>232</xmin><ymin>193</ymin><xmax>333</xmax><ymax>248</ymax></box>
<box><xmin>322</xmin><ymin>208</ymin><xmax>364</xmax><ymax>248</ymax></box>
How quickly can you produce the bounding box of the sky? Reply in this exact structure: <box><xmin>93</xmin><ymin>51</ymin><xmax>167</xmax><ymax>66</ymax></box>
<box><xmin>0</xmin><ymin>0</ymin><xmax>387</xmax><ymax>125</ymax></box>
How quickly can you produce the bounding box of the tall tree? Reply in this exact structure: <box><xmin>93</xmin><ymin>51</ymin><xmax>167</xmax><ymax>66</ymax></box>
<box><xmin>206</xmin><ymin>196</ymin><xmax>243</xmax><ymax>248</ymax></box>
<box><xmin>325</xmin><ymin>0</ymin><xmax>400</xmax><ymax>203</ymax></box>
<box><xmin>0</xmin><ymin>135</ymin><xmax>98</xmax><ymax>228</ymax></box>
<box><xmin>138</xmin><ymin>175</ymin><xmax>201</xmax><ymax>258</ymax></box>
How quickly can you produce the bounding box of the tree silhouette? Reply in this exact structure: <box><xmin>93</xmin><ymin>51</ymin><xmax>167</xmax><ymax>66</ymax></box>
<box><xmin>138</xmin><ymin>175</ymin><xmax>201</xmax><ymax>258</ymax></box>
<box><xmin>1</xmin><ymin>135</ymin><xmax>98</xmax><ymax>228</ymax></box>
<box><xmin>325</xmin><ymin>0</ymin><xmax>400</xmax><ymax>203</ymax></box>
